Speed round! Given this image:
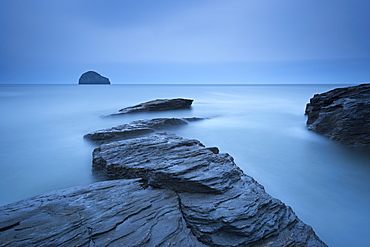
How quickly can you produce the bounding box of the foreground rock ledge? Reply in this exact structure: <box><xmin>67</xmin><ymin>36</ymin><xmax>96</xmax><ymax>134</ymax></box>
<box><xmin>305</xmin><ymin>83</ymin><xmax>370</xmax><ymax>148</ymax></box>
<box><xmin>0</xmin><ymin>179</ymin><xmax>205</xmax><ymax>247</ymax></box>
<box><xmin>92</xmin><ymin>133</ymin><xmax>326</xmax><ymax>246</ymax></box>
<box><xmin>0</xmin><ymin>133</ymin><xmax>327</xmax><ymax>246</ymax></box>
<box><xmin>110</xmin><ymin>98</ymin><xmax>193</xmax><ymax>115</ymax></box>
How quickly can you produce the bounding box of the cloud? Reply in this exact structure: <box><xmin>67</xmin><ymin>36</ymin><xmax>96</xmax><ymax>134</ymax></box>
<box><xmin>63</xmin><ymin>0</ymin><xmax>370</xmax><ymax>63</ymax></box>
<box><xmin>1</xmin><ymin>0</ymin><xmax>370</xmax><ymax>83</ymax></box>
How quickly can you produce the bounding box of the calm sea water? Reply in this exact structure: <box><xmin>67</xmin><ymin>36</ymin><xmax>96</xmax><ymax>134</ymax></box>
<box><xmin>0</xmin><ymin>84</ymin><xmax>369</xmax><ymax>246</ymax></box>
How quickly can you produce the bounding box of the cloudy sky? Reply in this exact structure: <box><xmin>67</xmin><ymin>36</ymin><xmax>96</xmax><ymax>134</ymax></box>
<box><xmin>1</xmin><ymin>0</ymin><xmax>370</xmax><ymax>84</ymax></box>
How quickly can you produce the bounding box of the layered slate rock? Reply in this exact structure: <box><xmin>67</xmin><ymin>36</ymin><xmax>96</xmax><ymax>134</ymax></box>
<box><xmin>78</xmin><ymin>71</ymin><xmax>110</xmax><ymax>84</ymax></box>
<box><xmin>92</xmin><ymin>133</ymin><xmax>327</xmax><ymax>246</ymax></box>
<box><xmin>110</xmin><ymin>98</ymin><xmax>193</xmax><ymax>115</ymax></box>
<box><xmin>84</xmin><ymin>117</ymin><xmax>203</xmax><ymax>144</ymax></box>
<box><xmin>305</xmin><ymin>83</ymin><xmax>370</xmax><ymax>148</ymax></box>
<box><xmin>0</xmin><ymin>179</ymin><xmax>207</xmax><ymax>247</ymax></box>
<box><xmin>92</xmin><ymin>134</ymin><xmax>239</xmax><ymax>194</ymax></box>
<box><xmin>0</xmin><ymin>133</ymin><xmax>327</xmax><ymax>246</ymax></box>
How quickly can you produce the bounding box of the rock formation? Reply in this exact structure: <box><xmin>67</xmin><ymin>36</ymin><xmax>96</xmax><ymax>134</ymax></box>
<box><xmin>90</xmin><ymin>133</ymin><xmax>327</xmax><ymax>246</ymax></box>
<box><xmin>84</xmin><ymin>117</ymin><xmax>204</xmax><ymax>144</ymax></box>
<box><xmin>78</xmin><ymin>71</ymin><xmax>110</xmax><ymax>84</ymax></box>
<box><xmin>0</xmin><ymin>132</ymin><xmax>327</xmax><ymax>246</ymax></box>
<box><xmin>110</xmin><ymin>98</ymin><xmax>193</xmax><ymax>115</ymax></box>
<box><xmin>0</xmin><ymin>179</ymin><xmax>206</xmax><ymax>247</ymax></box>
<box><xmin>305</xmin><ymin>83</ymin><xmax>370</xmax><ymax>148</ymax></box>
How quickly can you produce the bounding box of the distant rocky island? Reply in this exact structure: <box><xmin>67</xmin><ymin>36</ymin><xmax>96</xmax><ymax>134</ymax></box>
<box><xmin>305</xmin><ymin>83</ymin><xmax>370</xmax><ymax>148</ymax></box>
<box><xmin>78</xmin><ymin>71</ymin><xmax>110</xmax><ymax>84</ymax></box>
<box><xmin>0</xmin><ymin>98</ymin><xmax>327</xmax><ymax>246</ymax></box>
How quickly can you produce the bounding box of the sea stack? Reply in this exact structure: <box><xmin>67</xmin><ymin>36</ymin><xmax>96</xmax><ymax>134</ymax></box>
<box><xmin>78</xmin><ymin>71</ymin><xmax>110</xmax><ymax>84</ymax></box>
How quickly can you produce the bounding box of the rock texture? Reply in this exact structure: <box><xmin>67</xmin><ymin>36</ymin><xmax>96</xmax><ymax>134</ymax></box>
<box><xmin>0</xmin><ymin>132</ymin><xmax>327</xmax><ymax>246</ymax></box>
<box><xmin>0</xmin><ymin>179</ymin><xmax>207</xmax><ymax>247</ymax></box>
<box><xmin>305</xmin><ymin>83</ymin><xmax>370</xmax><ymax>148</ymax></box>
<box><xmin>78</xmin><ymin>71</ymin><xmax>110</xmax><ymax>84</ymax></box>
<box><xmin>91</xmin><ymin>133</ymin><xmax>327</xmax><ymax>246</ymax></box>
<box><xmin>84</xmin><ymin>117</ymin><xmax>203</xmax><ymax>144</ymax></box>
<box><xmin>111</xmin><ymin>98</ymin><xmax>193</xmax><ymax>115</ymax></box>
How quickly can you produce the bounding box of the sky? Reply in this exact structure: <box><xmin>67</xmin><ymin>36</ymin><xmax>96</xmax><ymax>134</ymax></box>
<box><xmin>1</xmin><ymin>0</ymin><xmax>370</xmax><ymax>84</ymax></box>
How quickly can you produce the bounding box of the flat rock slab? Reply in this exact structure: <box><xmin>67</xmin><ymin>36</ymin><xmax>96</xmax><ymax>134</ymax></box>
<box><xmin>110</xmin><ymin>98</ymin><xmax>193</xmax><ymax>115</ymax></box>
<box><xmin>0</xmin><ymin>133</ymin><xmax>327</xmax><ymax>246</ymax></box>
<box><xmin>92</xmin><ymin>133</ymin><xmax>238</xmax><ymax>194</ymax></box>
<box><xmin>92</xmin><ymin>133</ymin><xmax>327</xmax><ymax>246</ymax></box>
<box><xmin>84</xmin><ymin>117</ymin><xmax>203</xmax><ymax>144</ymax></box>
<box><xmin>305</xmin><ymin>83</ymin><xmax>370</xmax><ymax>148</ymax></box>
<box><xmin>0</xmin><ymin>179</ymin><xmax>206</xmax><ymax>247</ymax></box>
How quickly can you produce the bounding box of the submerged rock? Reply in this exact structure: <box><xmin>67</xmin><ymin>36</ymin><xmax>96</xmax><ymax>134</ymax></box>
<box><xmin>92</xmin><ymin>133</ymin><xmax>327</xmax><ymax>246</ymax></box>
<box><xmin>78</xmin><ymin>71</ymin><xmax>110</xmax><ymax>84</ymax></box>
<box><xmin>84</xmin><ymin>117</ymin><xmax>204</xmax><ymax>144</ymax></box>
<box><xmin>110</xmin><ymin>98</ymin><xmax>193</xmax><ymax>115</ymax></box>
<box><xmin>305</xmin><ymin>83</ymin><xmax>370</xmax><ymax>148</ymax></box>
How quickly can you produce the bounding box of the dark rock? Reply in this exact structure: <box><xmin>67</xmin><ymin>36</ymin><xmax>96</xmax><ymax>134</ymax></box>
<box><xmin>110</xmin><ymin>98</ymin><xmax>193</xmax><ymax>115</ymax></box>
<box><xmin>0</xmin><ymin>133</ymin><xmax>327</xmax><ymax>246</ymax></box>
<box><xmin>92</xmin><ymin>133</ymin><xmax>242</xmax><ymax>194</ymax></box>
<box><xmin>206</xmin><ymin>146</ymin><xmax>219</xmax><ymax>154</ymax></box>
<box><xmin>92</xmin><ymin>133</ymin><xmax>327</xmax><ymax>246</ymax></box>
<box><xmin>78</xmin><ymin>71</ymin><xmax>110</xmax><ymax>84</ymax></box>
<box><xmin>0</xmin><ymin>179</ymin><xmax>207</xmax><ymax>247</ymax></box>
<box><xmin>84</xmin><ymin>117</ymin><xmax>204</xmax><ymax>144</ymax></box>
<box><xmin>305</xmin><ymin>83</ymin><xmax>370</xmax><ymax>148</ymax></box>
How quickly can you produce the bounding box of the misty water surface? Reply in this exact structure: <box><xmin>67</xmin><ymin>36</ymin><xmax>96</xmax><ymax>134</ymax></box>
<box><xmin>0</xmin><ymin>84</ymin><xmax>369</xmax><ymax>247</ymax></box>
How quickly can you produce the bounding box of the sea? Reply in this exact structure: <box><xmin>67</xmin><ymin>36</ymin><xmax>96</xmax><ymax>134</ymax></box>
<box><xmin>0</xmin><ymin>84</ymin><xmax>369</xmax><ymax>247</ymax></box>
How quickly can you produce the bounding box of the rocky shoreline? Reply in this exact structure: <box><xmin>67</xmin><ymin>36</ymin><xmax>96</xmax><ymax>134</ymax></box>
<box><xmin>305</xmin><ymin>83</ymin><xmax>370</xmax><ymax>148</ymax></box>
<box><xmin>0</xmin><ymin>99</ymin><xmax>328</xmax><ymax>246</ymax></box>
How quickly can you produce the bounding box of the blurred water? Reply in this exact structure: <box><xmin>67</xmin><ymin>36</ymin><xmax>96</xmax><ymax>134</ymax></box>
<box><xmin>0</xmin><ymin>84</ymin><xmax>369</xmax><ymax>247</ymax></box>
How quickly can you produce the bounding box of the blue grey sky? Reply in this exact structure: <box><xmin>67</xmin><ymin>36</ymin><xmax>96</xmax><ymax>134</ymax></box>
<box><xmin>1</xmin><ymin>0</ymin><xmax>370</xmax><ymax>84</ymax></box>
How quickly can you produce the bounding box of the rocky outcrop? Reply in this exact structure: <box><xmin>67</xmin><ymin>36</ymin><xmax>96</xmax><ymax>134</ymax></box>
<box><xmin>110</xmin><ymin>98</ymin><xmax>193</xmax><ymax>115</ymax></box>
<box><xmin>305</xmin><ymin>83</ymin><xmax>370</xmax><ymax>148</ymax></box>
<box><xmin>78</xmin><ymin>71</ymin><xmax>110</xmax><ymax>84</ymax></box>
<box><xmin>84</xmin><ymin>117</ymin><xmax>203</xmax><ymax>144</ymax></box>
<box><xmin>0</xmin><ymin>133</ymin><xmax>327</xmax><ymax>246</ymax></box>
<box><xmin>91</xmin><ymin>133</ymin><xmax>327</xmax><ymax>246</ymax></box>
<box><xmin>92</xmin><ymin>133</ymin><xmax>237</xmax><ymax>194</ymax></box>
<box><xmin>0</xmin><ymin>179</ymin><xmax>207</xmax><ymax>247</ymax></box>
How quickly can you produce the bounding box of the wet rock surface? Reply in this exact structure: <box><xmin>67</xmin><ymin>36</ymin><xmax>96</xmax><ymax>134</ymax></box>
<box><xmin>92</xmin><ymin>133</ymin><xmax>242</xmax><ymax>194</ymax></box>
<box><xmin>305</xmin><ymin>83</ymin><xmax>370</xmax><ymax>148</ymax></box>
<box><xmin>78</xmin><ymin>71</ymin><xmax>110</xmax><ymax>84</ymax></box>
<box><xmin>84</xmin><ymin>117</ymin><xmax>203</xmax><ymax>144</ymax></box>
<box><xmin>0</xmin><ymin>132</ymin><xmax>327</xmax><ymax>246</ymax></box>
<box><xmin>0</xmin><ymin>114</ymin><xmax>328</xmax><ymax>247</ymax></box>
<box><xmin>0</xmin><ymin>179</ymin><xmax>207</xmax><ymax>247</ymax></box>
<box><xmin>110</xmin><ymin>98</ymin><xmax>193</xmax><ymax>115</ymax></box>
<box><xmin>91</xmin><ymin>133</ymin><xmax>327</xmax><ymax>246</ymax></box>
